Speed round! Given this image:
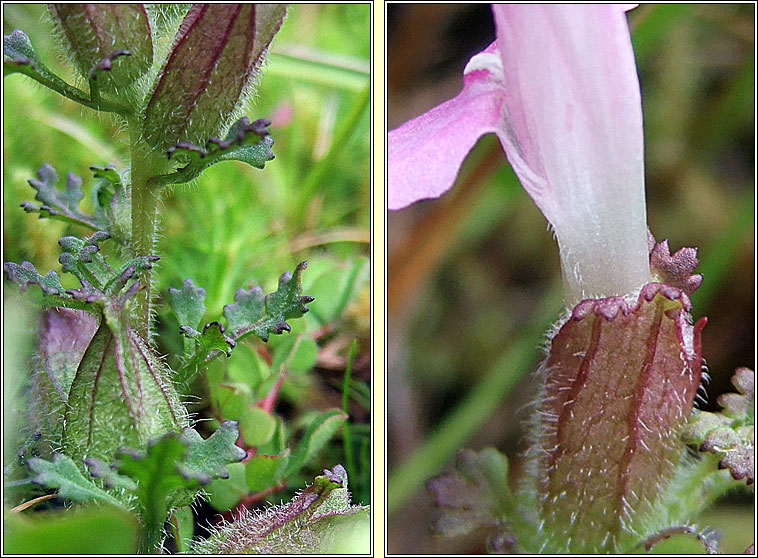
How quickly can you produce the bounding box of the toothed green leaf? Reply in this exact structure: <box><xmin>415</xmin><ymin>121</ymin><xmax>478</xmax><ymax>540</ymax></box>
<box><xmin>156</xmin><ymin>118</ymin><xmax>275</xmax><ymax>187</ymax></box>
<box><xmin>4</xmin><ymin>260</ymin><xmax>66</xmax><ymax>296</ymax></box>
<box><xmin>168</xmin><ymin>278</ymin><xmax>207</xmax><ymax>330</ymax></box>
<box><xmin>223</xmin><ymin>261</ymin><xmax>315</xmax><ymax>342</ymax></box>
<box><xmin>179</xmin><ymin>420</ymin><xmax>246</xmax><ymax>481</ymax></box>
<box><xmin>27</xmin><ymin>453</ymin><xmax>124</xmax><ymax>507</ymax></box>
<box><xmin>85</xmin><ymin>458</ymin><xmax>138</xmax><ymax>491</ymax></box>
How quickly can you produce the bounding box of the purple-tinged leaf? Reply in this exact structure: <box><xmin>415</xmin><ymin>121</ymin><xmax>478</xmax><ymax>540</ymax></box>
<box><xmin>427</xmin><ymin>448</ymin><xmax>517</xmax><ymax>552</ymax></box>
<box><xmin>223</xmin><ymin>261</ymin><xmax>315</xmax><ymax>342</ymax></box>
<box><xmin>683</xmin><ymin>368</ymin><xmax>754</xmax><ymax>485</ymax></box>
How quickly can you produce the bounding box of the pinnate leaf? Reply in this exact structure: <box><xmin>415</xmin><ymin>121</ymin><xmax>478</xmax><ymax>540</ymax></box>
<box><xmin>683</xmin><ymin>368</ymin><xmax>754</xmax><ymax>485</ymax></box>
<box><xmin>224</xmin><ymin>261</ymin><xmax>315</xmax><ymax>342</ymax></box>
<box><xmin>85</xmin><ymin>458</ymin><xmax>138</xmax><ymax>491</ymax></box>
<box><xmin>4</xmin><ymin>260</ymin><xmax>66</xmax><ymax>296</ymax></box>
<box><xmin>27</xmin><ymin>453</ymin><xmax>124</xmax><ymax>507</ymax></box>
<box><xmin>21</xmin><ymin>164</ymin><xmax>106</xmax><ymax>231</ymax></box>
<box><xmin>176</xmin><ymin>321</ymin><xmax>236</xmax><ymax>385</ymax></box>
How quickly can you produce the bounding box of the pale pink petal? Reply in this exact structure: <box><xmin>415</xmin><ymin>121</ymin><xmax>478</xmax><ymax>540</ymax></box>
<box><xmin>492</xmin><ymin>5</ymin><xmax>649</xmax><ymax>302</ymax></box>
<box><xmin>388</xmin><ymin>44</ymin><xmax>504</xmax><ymax>210</ymax></box>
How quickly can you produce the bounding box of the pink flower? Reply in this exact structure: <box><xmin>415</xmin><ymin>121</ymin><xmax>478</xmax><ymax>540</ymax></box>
<box><xmin>388</xmin><ymin>5</ymin><xmax>649</xmax><ymax>304</ymax></box>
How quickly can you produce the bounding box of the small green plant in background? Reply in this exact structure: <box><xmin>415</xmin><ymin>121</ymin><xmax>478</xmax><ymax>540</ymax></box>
<box><xmin>3</xmin><ymin>4</ymin><xmax>370</xmax><ymax>554</ymax></box>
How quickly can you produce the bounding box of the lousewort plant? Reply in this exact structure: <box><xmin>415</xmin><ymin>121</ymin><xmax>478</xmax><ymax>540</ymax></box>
<box><xmin>4</xmin><ymin>4</ymin><xmax>369</xmax><ymax>554</ymax></box>
<box><xmin>389</xmin><ymin>5</ymin><xmax>753</xmax><ymax>554</ymax></box>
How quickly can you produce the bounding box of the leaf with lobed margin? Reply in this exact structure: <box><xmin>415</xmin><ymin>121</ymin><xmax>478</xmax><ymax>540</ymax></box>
<box><xmin>168</xmin><ymin>278</ymin><xmax>207</xmax><ymax>331</ymax></box>
<box><xmin>175</xmin><ymin>322</ymin><xmax>235</xmax><ymax>386</ymax></box>
<box><xmin>683</xmin><ymin>368</ymin><xmax>754</xmax><ymax>485</ymax></box>
<box><xmin>21</xmin><ymin>164</ymin><xmax>106</xmax><ymax>231</ymax></box>
<box><xmin>153</xmin><ymin>117</ymin><xmax>275</xmax><ymax>187</ymax></box>
<box><xmin>179</xmin><ymin>420</ymin><xmax>247</xmax><ymax>481</ymax></box>
<box><xmin>27</xmin><ymin>453</ymin><xmax>125</xmax><ymax>507</ymax></box>
<box><xmin>224</xmin><ymin>261</ymin><xmax>315</xmax><ymax>342</ymax></box>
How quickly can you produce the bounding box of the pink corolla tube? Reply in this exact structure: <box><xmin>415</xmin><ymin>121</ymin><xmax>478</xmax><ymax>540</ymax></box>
<box><xmin>388</xmin><ymin>5</ymin><xmax>649</xmax><ymax>305</ymax></box>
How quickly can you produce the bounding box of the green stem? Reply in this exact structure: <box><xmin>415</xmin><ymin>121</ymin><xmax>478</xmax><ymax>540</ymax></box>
<box><xmin>129</xmin><ymin>123</ymin><xmax>160</xmax><ymax>336</ymax></box>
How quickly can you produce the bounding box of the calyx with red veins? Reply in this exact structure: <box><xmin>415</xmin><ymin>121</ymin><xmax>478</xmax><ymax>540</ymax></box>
<box><xmin>533</xmin><ymin>235</ymin><xmax>705</xmax><ymax>553</ymax></box>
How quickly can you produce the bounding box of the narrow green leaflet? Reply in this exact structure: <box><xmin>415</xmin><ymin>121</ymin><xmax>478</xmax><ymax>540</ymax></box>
<box><xmin>168</xmin><ymin>278</ymin><xmax>207</xmax><ymax>331</ymax></box>
<box><xmin>179</xmin><ymin>420</ymin><xmax>247</xmax><ymax>481</ymax></box>
<box><xmin>285</xmin><ymin>408</ymin><xmax>348</xmax><ymax>478</ymax></box>
<box><xmin>170</xmin><ymin>506</ymin><xmax>195</xmax><ymax>553</ymax></box>
<box><xmin>190</xmin><ymin>465</ymin><xmax>369</xmax><ymax>554</ymax></box>
<box><xmin>223</xmin><ymin>261</ymin><xmax>315</xmax><ymax>342</ymax></box>
<box><xmin>27</xmin><ymin>453</ymin><xmax>124</xmax><ymax>507</ymax></box>
<box><xmin>151</xmin><ymin>117</ymin><xmax>275</xmax><ymax>188</ymax></box>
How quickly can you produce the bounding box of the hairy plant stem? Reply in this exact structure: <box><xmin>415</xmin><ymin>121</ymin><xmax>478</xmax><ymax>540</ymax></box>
<box><xmin>128</xmin><ymin>122</ymin><xmax>161</xmax><ymax>337</ymax></box>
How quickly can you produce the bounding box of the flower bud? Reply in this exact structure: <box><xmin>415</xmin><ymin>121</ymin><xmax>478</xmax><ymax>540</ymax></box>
<box><xmin>142</xmin><ymin>4</ymin><xmax>287</xmax><ymax>149</ymax></box>
<box><xmin>49</xmin><ymin>4</ymin><xmax>153</xmax><ymax>94</ymax></box>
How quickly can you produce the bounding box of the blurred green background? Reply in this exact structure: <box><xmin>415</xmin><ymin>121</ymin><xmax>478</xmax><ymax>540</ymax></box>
<box><xmin>388</xmin><ymin>4</ymin><xmax>754</xmax><ymax>554</ymax></box>
<box><xmin>3</xmin><ymin>2</ymin><xmax>371</xmax><ymax>543</ymax></box>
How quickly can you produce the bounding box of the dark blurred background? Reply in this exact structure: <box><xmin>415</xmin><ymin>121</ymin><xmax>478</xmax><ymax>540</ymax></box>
<box><xmin>387</xmin><ymin>4</ymin><xmax>754</xmax><ymax>554</ymax></box>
